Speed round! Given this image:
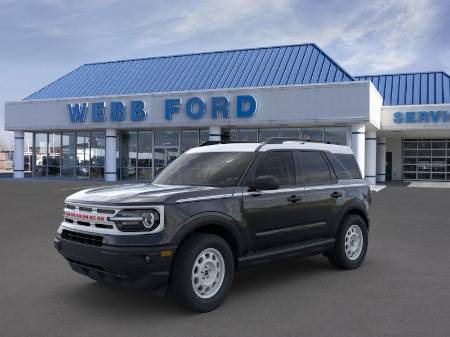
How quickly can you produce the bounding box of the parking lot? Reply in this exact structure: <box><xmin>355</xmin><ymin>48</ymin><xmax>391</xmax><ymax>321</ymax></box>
<box><xmin>0</xmin><ymin>179</ymin><xmax>449</xmax><ymax>337</ymax></box>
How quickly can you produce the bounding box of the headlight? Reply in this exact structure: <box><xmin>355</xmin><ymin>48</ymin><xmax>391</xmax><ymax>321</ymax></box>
<box><xmin>112</xmin><ymin>209</ymin><xmax>161</xmax><ymax>232</ymax></box>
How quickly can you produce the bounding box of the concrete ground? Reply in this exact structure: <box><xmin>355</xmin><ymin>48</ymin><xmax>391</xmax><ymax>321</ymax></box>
<box><xmin>0</xmin><ymin>180</ymin><xmax>449</xmax><ymax>337</ymax></box>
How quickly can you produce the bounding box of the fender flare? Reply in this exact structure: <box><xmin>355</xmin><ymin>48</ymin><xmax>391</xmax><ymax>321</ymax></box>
<box><xmin>171</xmin><ymin>212</ymin><xmax>250</xmax><ymax>256</ymax></box>
<box><xmin>334</xmin><ymin>200</ymin><xmax>370</xmax><ymax>232</ymax></box>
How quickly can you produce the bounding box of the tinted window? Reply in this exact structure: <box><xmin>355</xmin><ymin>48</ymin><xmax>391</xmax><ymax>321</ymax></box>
<box><xmin>327</xmin><ymin>154</ymin><xmax>352</xmax><ymax>179</ymax></box>
<box><xmin>253</xmin><ymin>151</ymin><xmax>296</xmax><ymax>186</ymax></box>
<box><xmin>334</xmin><ymin>153</ymin><xmax>362</xmax><ymax>179</ymax></box>
<box><xmin>153</xmin><ymin>152</ymin><xmax>256</xmax><ymax>187</ymax></box>
<box><xmin>297</xmin><ymin>151</ymin><xmax>332</xmax><ymax>185</ymax></box>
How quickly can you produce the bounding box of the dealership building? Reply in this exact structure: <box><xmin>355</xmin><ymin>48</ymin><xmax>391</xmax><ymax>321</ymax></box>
<box><xmin>4</xmin><ymin>43</ymin><xmax>450</xmax><ymax>184</ymax></box>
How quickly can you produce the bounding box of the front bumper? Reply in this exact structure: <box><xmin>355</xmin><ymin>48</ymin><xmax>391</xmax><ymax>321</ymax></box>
<box><xmin>54</xmin><ymin>233</ymin><xmax>176</xmax><ymax>290</ymax></box>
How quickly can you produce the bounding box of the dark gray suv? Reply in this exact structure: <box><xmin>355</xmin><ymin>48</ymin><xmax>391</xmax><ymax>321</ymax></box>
<box><xmin>55</xmin><ymin>139</ymin><xmax>371</xmax><ymax>312</ymax></box>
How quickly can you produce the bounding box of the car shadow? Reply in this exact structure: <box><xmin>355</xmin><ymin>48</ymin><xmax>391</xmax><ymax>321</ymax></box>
<box><xmin>57</xmin><ymin>255</ymin><xmax>335</xmax><ymax>316</ymax></box>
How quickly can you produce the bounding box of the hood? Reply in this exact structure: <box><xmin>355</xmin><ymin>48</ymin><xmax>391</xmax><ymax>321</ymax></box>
<box><xmin>65</xmin><ymin>183</ymin><xmax>218</xmax><ymax>205</ymax></box>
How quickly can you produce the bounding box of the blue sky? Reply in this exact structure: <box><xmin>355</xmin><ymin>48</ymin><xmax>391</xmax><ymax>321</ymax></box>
<box><xmin>1</xmin><ymin>0</ymin><xmax>449</xmax><ymax>147</ymax></box>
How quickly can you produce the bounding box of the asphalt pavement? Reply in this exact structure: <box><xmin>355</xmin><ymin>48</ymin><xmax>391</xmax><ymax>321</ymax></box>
<box><xmin>0</xmin><ymin>179</ymin><xmax>449</xmax><ymax>337</ymax></box>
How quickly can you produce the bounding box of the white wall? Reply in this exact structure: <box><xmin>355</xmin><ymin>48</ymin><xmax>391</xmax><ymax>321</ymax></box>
<box><xmin>5</xmin><ymin>81</ymin><xmax>381</xmax><ymax>131</ymax></box>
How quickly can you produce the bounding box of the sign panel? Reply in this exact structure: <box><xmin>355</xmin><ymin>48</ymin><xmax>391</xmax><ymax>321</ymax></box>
<box><xmin>67</xmin><ymin>95</ymin><xmax>257</xmax><ymax>124</ymax></box>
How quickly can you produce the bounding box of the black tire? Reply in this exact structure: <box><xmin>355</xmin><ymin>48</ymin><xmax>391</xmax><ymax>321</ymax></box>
<box><xmin>328</xmin><ymin>214</ymin><xmax>368</xmax><ymax>269</ymax></box>
<box><xmin>169</xmin><ymin>233</ymin><xmax>235</xmax><ymax>312</ymax></box>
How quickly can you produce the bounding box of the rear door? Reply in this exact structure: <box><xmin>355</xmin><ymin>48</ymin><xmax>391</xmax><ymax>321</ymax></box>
<box><xmin>241</xmin><ymin>150</ymin><xmax>306</xmax><ymax>250</ymax></box>
<box><xmin>295</xmin><ymin>150</ymin><xmax>341</xmax><ymax>239</ymax></box>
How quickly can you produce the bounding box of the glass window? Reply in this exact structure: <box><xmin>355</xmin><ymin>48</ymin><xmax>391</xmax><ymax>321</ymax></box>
<box><xmin>301</xmin><ymin>128</ymin><xmax>324</xmax><ymax>142</ymax></box>
<box><xmin>62</xmin><ymin>133</ymin><xmax>75</xmax><ymax>177</ymax></box>
<box><xmin>90</xmin><ymin>132</ymin><xmax>105</xmax><ymax>179</ymax></box>
<box><xmin>279</xmin><ymin>128</ymin><xmax>300</xmax><ymax>138</ymax></box>
<box><xmin>199</xmin><ymin>129</ymin><xmax>209</xmax><ymax>143</ymax></box>
<box><xmin>153</xmin><ymin>152</ymin><xmax>256</xmax><ymax>187</ymax></box>
<box><xmin>327</xmin><ymin>154</ymin><xmax>351</xmax><ymax>180</ymax></box>
<box><xmin>155</xmin><ymin>130</ymin><xmax>179</xmax><ymax>146</ymax></box>
<box><xmin>34</xmin><ymin>133</ymin><xmax>47</xmax><ymax>177</ymax></box>
<box><xmin>258</xmin><ymin>128</ymin><xmax>279</xmax><ymax>142</ymax></box>
<box><xmin>238</xmin><ymin>129</ymin><xmax>258</xmax><ymax>142</ymax></box>
<box><xmin>138</xmin><ymin>131</ymin><xmax>153</xmax><ymax>167</ymax></box>
<box><xmin>228</xmin><ymin>129</ymin><xmax>238</xmax><ymax>142</ymax></box>
<box><xmin>76</xmin><ymin>132</ymin><xmax>90</xmax><ymax>178</ymax></box>
<box><xmin>253</xmin><ymin>151</ymin><xmax>296</xmax><ymax>186</ymax></box>
<box><xmin>47</xmin><ymin>133</ymin><xmax>61</xmax><ymax>176</ymax></box>
<box><xmin>138</xmin><ymin>131</ymin><xmax>153</xmax><ymax>180</ymax></box>
<box><xmin>297</xmin><ymin>151</ymin><xmax>332</xmax><ymax>185</ymax></box>
<box><xmin>334</xmin><ymin>153</ymin><xmax>362</xmax><ymax>179</ymax></box>
<box><xmin>181</xmin><ymin>130</ymin><xmax>198</xmax><ymax>153</ymax></box>
<box><xmin>325</xmin><ymin>127</ymin><xmax>348</xmax><ymax>145</ymax></box>
<box><xmin>119</xmin><ymin>131</ymin><xmax>137</xmax><ymax>180</ymax></box>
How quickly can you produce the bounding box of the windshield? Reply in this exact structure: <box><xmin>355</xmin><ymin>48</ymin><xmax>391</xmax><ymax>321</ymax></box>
<box><xmin>152</xmin><ymin>152</ymin><xmax>256</xmax><ymax>187</ymax></box>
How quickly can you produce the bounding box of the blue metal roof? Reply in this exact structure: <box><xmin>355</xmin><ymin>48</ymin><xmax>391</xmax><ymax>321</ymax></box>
<box><xmin>24</xmin><ymin>43</ymin><xmax>354</xmax><ymax>100</ymax></box>
<box><xmin>355</xmin><ymin>72</ymin><xmax>450</xmax><ymax>106</ymax></box>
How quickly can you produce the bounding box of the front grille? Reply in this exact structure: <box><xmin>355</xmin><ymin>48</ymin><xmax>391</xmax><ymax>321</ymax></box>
<box><xmin>62</xmin><ymin>229</ymin><xmax>103</xmax><ymax>247</ymax></box>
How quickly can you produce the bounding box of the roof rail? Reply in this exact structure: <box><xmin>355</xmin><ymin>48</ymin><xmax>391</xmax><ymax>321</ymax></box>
<box><xmin>199</xmin><ymin>141</ymin><xmax>222</xmax><ymax>147</ymax></box>
<box><xmin>255</xmin><ymin>137</ymin><xmax>311</xmax><ymax>151</ymax></box>
<box><xmin>255</xmin><ymin>137</ymin><xmax>341</xmax><ymax>151</ymax></box>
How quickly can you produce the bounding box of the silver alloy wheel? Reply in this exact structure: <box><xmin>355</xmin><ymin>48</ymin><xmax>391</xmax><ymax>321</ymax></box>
<box><xmin>191</xmin><ymin>248</ymin><xmax>226</xmax><ymax>299</ymax></box>
<box><xmin>344</xmin><ymin>224</ymin><xmax>364</xmax><ymax>261</ymax></box>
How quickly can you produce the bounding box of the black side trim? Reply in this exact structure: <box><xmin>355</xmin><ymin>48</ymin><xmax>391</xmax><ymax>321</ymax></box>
<box><xmin>352</xmin><ymin>131</ymin><xmax>365</xmax><ymax>135</ymax></box>
<box><xmin>377</xmin><ymin>142</ymin><xmax>386</xmax><ymax>145</ymax></box>
<box><xmin>14</xmin><ymin>137</ymin><xmax>24</xmax><ymax>140</ymax></box>
<box><xmin>238</xmin><ymin>238</ymin><xmax>335</xmax><ymax>268</ymax></box>
<box><xmin>365</xmin><ymin>137</ymin><xmax>377</xmax><ymax>140</ymax></box>
<box><xmin>377</xmin><ymin>173</ymin><xmax>386</xmax><ymax>176</ymax></box>
<box><xmin>209</xmin><ymin>133</ymin><xmax>221</xmax><ymax>137</ymax></box>
<box><xmin>104</xmin><ymin>171</ymin><xmax>117</xmax><ymax>175</ymax></box>
<box><xmin>255</xmin><ymin>221</ymin><xmax>326</xmax><ymax>237</ymax></box>
<box><xmin>365</xmin><ymin>175</ymin><xmax>376</xmax><ymax>177</ymax></box>
<box><xmin>13</xmin><ymin>169</ymin><xmax>24</xmax><ymax>172</ymax></box>
<box><xmin>105</xmin><ymin>135</ymin><xmax>116</xmax><ymax>138</ymax></box>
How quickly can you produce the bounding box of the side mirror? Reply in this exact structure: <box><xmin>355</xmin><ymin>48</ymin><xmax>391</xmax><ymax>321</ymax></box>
<box><xmin>250</xmin><ymin>175</ymin><xmax>280</xmax><ymax>191</ymax></box>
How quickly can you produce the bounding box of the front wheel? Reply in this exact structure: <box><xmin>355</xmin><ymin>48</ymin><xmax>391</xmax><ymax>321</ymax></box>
<box><xmin>328</xmin><ymin>214</ymin><xmax>368</xmax><ymax>269</ymax></box>
<box><xmin>169</xmin><ymin>233</ymin><xmax>235</xmax><ymax>312</ymax></box>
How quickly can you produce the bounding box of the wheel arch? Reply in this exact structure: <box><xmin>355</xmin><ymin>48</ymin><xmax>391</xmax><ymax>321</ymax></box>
<box><xmin>172</xmin><ymin>212</ymin><xmax>250</xmax><ymax>262</ymax></box>
<box><xmin>340</xmin><ymin>206</ymin><xmax>370</xmax><ymax>232</ymax></box>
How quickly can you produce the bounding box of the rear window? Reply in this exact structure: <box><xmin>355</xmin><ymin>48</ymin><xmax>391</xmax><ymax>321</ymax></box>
<box><xmin>329</xmin><ymin>153</ymin><xmax>362</xmax><ymax>179</ymax></box>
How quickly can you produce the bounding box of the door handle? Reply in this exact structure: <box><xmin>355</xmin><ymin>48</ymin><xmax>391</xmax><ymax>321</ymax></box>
<box><xmin>331</xmin><ymin>191</ymin><xmax>343</xmax><ymax>198</ymax></box>
<box><xmin>287</xmin><ymin>195</ymin><xmax>302</xmax><ymax>203</ymax></box>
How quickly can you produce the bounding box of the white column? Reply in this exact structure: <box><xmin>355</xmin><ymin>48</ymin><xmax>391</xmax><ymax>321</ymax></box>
<box><xmin>376</xmin><ymin>136</ymin><xmax>387</xmax><ymax>183</ymax></box>
<box><xmin>209</xmin><ymin>126</ymin><xmax>221</xmax><ymax>142</ymax></box>
<box><xmin>351</xmin><ymin>123</ymin><xmax>365</xmax><ymax>178</ymax></box>
<box><xmin>13</xmin><ymin>131</ymin><xmax>25</xmax><ymax>178</ymax></box>
<box><xmin>365</xmin><ymin>130</ymin><xmax>377</xmax><ymax>185</ymax></box>
<box><xmin>105</xmin><ymin>129</ymin><xmax>117</xmax><ymax>182</ymax></box>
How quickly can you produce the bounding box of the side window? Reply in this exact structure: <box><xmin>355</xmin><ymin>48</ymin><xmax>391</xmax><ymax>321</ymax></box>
<box><xmin>297</xmin><ymin>151</ymin><xmax>332</xmax><ymax>185</ymax></box>
<box><xmin>328</xmin><ymin>154</ymin><xmax>352</xmax><ymax>180</ymax></box>
<box><xmin>253</xmin><ymin>151</ymin><xmax>296</xmax><ymax>186</ymax></box>
<box><xmin>335</xmin><ymin>154</ymin><xmax>362</xmax><ymax>179</ymax></box>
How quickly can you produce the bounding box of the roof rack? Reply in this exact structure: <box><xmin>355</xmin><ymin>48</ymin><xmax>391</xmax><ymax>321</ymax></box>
<box><xmin>255</xmin><ymin>137</ymin><xmax>341</xmax><ymax>151</ymax></box>
<box><xmin>199</xmin><ymin>141</ymin><xmax>222</xmax><ymax>147</ymax></box>
<box><xmin>255</xmin><ymin>137</ymin><xmax>312</xmax><ymax>151</ymax></box>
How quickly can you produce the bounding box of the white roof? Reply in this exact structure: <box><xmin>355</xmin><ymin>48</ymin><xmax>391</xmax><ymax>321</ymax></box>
<box><xmin>187</xmin><ymin>141</ymin><xmax>354</xmax><ymax>155</ymax></box>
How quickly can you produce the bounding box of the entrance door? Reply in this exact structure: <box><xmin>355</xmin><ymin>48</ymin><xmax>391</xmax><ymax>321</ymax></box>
<box><xmin>386</xmin><ymin>152</ymin><xmax>392</xmax><ymax>181</ymax></box>
<box><xmin>154</xmin><ymin>146</ymin><xmax>179</xmax><ymax>177</ymax></box>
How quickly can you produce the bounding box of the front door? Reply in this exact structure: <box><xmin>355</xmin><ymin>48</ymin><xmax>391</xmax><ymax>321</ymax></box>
<box><xmin>154</xmin><ymin>146</ymin><xmax>179</xmax><ymax>177</ymax></box>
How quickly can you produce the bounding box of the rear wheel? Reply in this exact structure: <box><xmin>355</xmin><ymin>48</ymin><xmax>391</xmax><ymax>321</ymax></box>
<box><xmin>169</xmin><ymin>233</ymin><xmax>234</xmax><ymax>312</ymax></box>
<box><xmin>328</xmin><ymin>214</ymin><xmax>368</xmax><ymax>269</ymax></box>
